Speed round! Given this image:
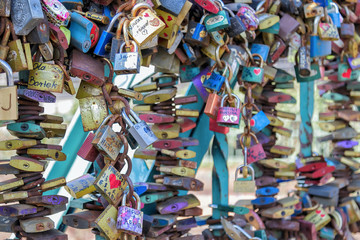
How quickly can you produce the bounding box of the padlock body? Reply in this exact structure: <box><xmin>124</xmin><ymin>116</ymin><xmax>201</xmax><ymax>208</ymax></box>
<box><xmin>128</xmin><ymin>121</ymin><xmax>157</xmax><ymax>149</ymax></box>
<box><xmin>203</xmin><ymin>72</ymin><xmax>225</xmax><ymax>92</ymax></box>
<box><xmin>192</xmin><ymin>24</ymin><xmax>207</xmax><ymax>42</ymax></box>
<box><xmin>204</xmin><ymin>93</ymin><xmax>221</xmax><ymax>119</ymax></box>
<box><xmin>28</xmin><ymin>62</ymin><xmax>64</xmax><ymax>93</ymax></box>
<box><xmin>79</xmin><ymin>96</ymin><xmax>108</xmax><ymax>132</ymax></box>
<box><xmin>234</xmin><ymin>180</ymin><xmax>256</xmax><ymax>193</ymax></box>
<box><xmin>216</xmin><ymin>107</ymin><xmax>241</xmax><ymax>128</ymax></box>
<box><xmin>251</xmin><ymin>111</ymin><xmax>270</xmax><ymax>133</ymax></box>
<box><xmin>116</xmin><ymin>206</ymin><xmax>143</xmax><ymax>235</ymax></box>
<box><xmin>204</xmin><ymin>10</ymin><xmax>230</xmax><ymax>32</ymax></box>
<box><xmin>297</xmin><ymin>46</ymin><xmax>311</xmax><ymax>76</ymax></box>
<box><xmin>94</xmin><ymin>31</ymin><xmax>115</xmax><ymax>58</ymax></box>
<box><xmin>247</xmin><ymin>143</ymin><xmax>266</xmax><ymax>164</ymax></box>
<box><xmin>341</xmin><ymin>23</ymin><xmax>355</xmax><ymax>38</ymax></box>
<box><xmin>241</xmin><ymin>66</ymin><xmax>264</xmax><ymax>83</ymax></box>
<box><xmin>92</xmin><ymin>125</ymin><xmax>122</xmax><ymax>161</ymax></box>
<box><xmin>310</xmin><ymin>35</ymin><xmax>331</xmax><ymax>58</ymax></box>
<box><xmin>114</xmin><ymin>52</ymin><xmax>141</xmax><ymax>75</ymax></box>
<box><xmin>11</xmin><ymin>0</ymin><xmax>45</xmax><ymax>35</ymax></box>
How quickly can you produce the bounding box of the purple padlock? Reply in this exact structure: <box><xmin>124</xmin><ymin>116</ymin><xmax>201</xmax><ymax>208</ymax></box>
<box><xmin>17</xmin><ymin>89</ymin><xmax>56</xmax><ymax>103</ymax></box>
<box><xmin>216</xmin><ymin>93</ymin><xmax>241</xmax><ymax>128</ymax></box>
<box><xmin>116</xmin><ymin>192</ymin><xmax>143</xmax><ymax>236</ymax></box>
<box><xmin>192</xmin><ymin>67</ymin><xmax>210</xmax><ymax>102</ymax></box>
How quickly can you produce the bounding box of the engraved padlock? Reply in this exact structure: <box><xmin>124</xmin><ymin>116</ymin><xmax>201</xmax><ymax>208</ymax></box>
<box><xmin>216</xmin><ymin>93</ymin><xmax>241</xmax><ymax>128</ymax></box>
<box><xmin>121</xmin><ymin>108</ymin><xmax>157</xmax><ymax>149</ymax></box>
<box><xmin>116</xmin><ymin>192</ymin><xmax>143</xmax><ymax>236</ymax></box>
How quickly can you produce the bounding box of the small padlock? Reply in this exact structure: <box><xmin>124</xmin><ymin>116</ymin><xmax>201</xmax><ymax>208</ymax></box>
<box><xmin>224</xmin><ymin>6</ymin><xmax>246</xmax><ymax>37</ymax></box>
<box><xmin>234</xmin><ymin>164</ymin><xmax>256</xmax><ymax>193</ymax></box>
<box><xmin>64</xmin><ymin>174</ymin><xmax>96</xmax><ymax>198</ymax></box>
<box><xmin>236</xmin><ymin>5</ymin><xmax>259</xmax><ymax>31</ymax></box>
<box><xmin>318</xmin><ymin>14</ymin><xmax>339</xmax><ymax>41</ymax></box>
<box><xmin>250</xmin><ymin>111</ymin><xmax>270</xmax><ymax>133</ymax></box>
<box><xmin>241</xmin><ymin>54</ymin><xmax>264</xmax><ymax>83</ymax></box>
<box><xmin>216</xmin><ymin>93</ymin><xmax>241</xmax><ymax>128</ymax></box>
<box><xmin>110</xmin><ymin>17</ymin><xmax>127</xmax><ymax>62</ymax></box>
<box><xmin>341</xmin><ymin>7</ymin><xmax>355</xmax><ymax>38</ymax></box>
<box><xmin>303</xmin><ymin>2</ymin><xmax>323</xmax><ymax>18</ymax></box>
<box><xmin>121</xmin><ymin>108</ymin><xmax>157</xmax><ymax>149</ymax></box>
<box><xmin>114</xmin><ymin>40</ymin><xmax>141</xmax><ymax>75</ymax></box>
<box><xmin>204</xmin><ymin>0</ymin><xmax>230</xmax><ymax>32</ymax></box>
<box><xmin>204</xmin><ymin>91</ymin><xmax>221</xmax><ymax>119</ymax></box>
<box><xmin>239</xmin><ymin>133</ymin><xmax>266</xmax><ymax>164</ymax></box>
<box><xmin>116</xmin><ymin>192</ymin><xmax>143</xmax><ymax>236</ymax></box>
<box><xmin>203</xmin><ymin>62</ymin><xmax>228</xmax><ymax>92</ymax></box>
<box><xmin>27</xmin><ymin>17</ymin><xmax>50</xmax><ymax>44</ymax></box>
<box><xmin>0</xmin><ymin>60</ymin><xmax>17</xmax><ymax>121</ymax></box>
<box><xmin>92</xmin><ymin>115</ymin><xmax>123</xmax><ymax>161</ymax></box>
<box><xmin>94</xmin><ymin>12</ymin><xmax>125</xmax><ymax>58</ymax></box>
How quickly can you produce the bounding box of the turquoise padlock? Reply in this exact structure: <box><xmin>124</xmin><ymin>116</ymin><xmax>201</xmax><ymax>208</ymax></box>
<box><xmin>241</xmin><ymin>54</ymin><xmax>264</xmax><ymax>83</ymax></box>
<box><xmin>204</xmin><ymin>1</ymin><xmax>230</xmax><ymax>32</ymax></box>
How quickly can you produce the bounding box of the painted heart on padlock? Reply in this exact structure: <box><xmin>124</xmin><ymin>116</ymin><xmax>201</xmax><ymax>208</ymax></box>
<box><xmin>230</xmin><ymin>115</ymin><xmax>238</xmax><ymax>122</ymax></box>
<box><xmin>222</xmin><ymin>115</ymin><xmax>230</xmax><ymax>122</ymax></box>
<box><xmin>316</xmin><ymin>210</ymin><xmax>321</xmax><ymax>214</ymax></box>
<box><xmin>342</xmin><ymin>68</ymin><xmax>352</xmax><ymax>79</ymax></box>
<box><xmin>253</xmin><ymin>68</ymin><xmax>261</xmax><ymax>75</ymax></box>
<box><xmin>144</xmin><ymin>13</ymin><xmax>150</xmax><ymax>17</ymax></box>
<box><xmin>109</xmin><ymin>174</ymin><xmax>121</xmax><ymax>189</ymax></box>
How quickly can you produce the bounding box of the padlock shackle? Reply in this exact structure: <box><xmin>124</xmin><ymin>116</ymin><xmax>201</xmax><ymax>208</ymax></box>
<box><xmin>131</xmin><ymin>2</ymin><xmax>153</xmax><ymax>17</ymax></box>
<box><xmin>106</xmin><ymin>12</ymin><xmax>126</xmax><ymax>32</ymax></box>
<box><xmin>220</xmin><ymin>93</ymin><xmax>240</xmax><ymax>108</ymax></box>
<box><xmin>239</xmin><ymin>132</ymin><xmax>259</xmax><ymax>150</ymax></box>
<box><xmin>94</xmin><ymin>114</ymin><xmax>118</xmax><ymax>136</ymax></box>
<box><xmin>115</xmin><ymin>17</ymin><xmax>128</xmax><ymax>40</ymax></box>
<box><xmin>121</xmin><ymin>107</ymin><xmax>142</xmax><ymax>128</ymax></box>
<box><xmin>235</xmin><ymin>163</ymin><xmax>255</xmax><ymax>180</ymax></box>
<box><xmin>119</xmin><ymin>40</ymin><xmax>138</xmax><ymax>54</ymax></box>
<box><xmin>0</xmin><ymin>59</ymin><xmax>13</xmax><ymax>86</ymax></box>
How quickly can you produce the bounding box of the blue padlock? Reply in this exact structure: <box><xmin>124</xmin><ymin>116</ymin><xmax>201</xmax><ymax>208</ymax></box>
<box><xmin>251</xmin><ymin>197</ymin><xmax>276</xmax><ymax>206</ymax></box>
<box><xmin>328</xmin><ymin>2</ymin><xmax>341</xmax><ymax>28</ymax></box>
<box><xmin>314</xmin><ymin>0</ymin><xmax>328</xmax><ymax>7</ymax></box>
<box><xmin>251</xmin><ymin>111</ymin><xmax>270</xmax><ymax>133</ymax></box>
<box><xmin>251</xmin><ymin>43</ymin><xmax>269</xmax><ymax>62</ymax></box>
<box><xmin>94</xmin><ymin>12</ymin><xmax>124</xmax><ymax>58</ymax></box>
<box><xmin>310</xmin><ymin>16</ymin><xmax>332</xmax><ymax>58</ymax></box>
<box><xmin>255</xmin><ymin>187</ymin><xmax>279</xmax><ymax>196</ymax></box>
<box><xmin>203</xmin><ymin>64</ymin><xmax>228</xmax><ymax>92</ymax></box>
<box><xmin>68</xmin><ymin>12</ymin><xmax>95</xmax><ymax>53</ymax></box>
<box><xmin>183</xmin><ymin>42</ymin><xmax>197</xmax><ymax>62</ymax></box>
<box><xmin>192</xmin><ymin>14</ymin><xmax>208</xmax><ymax>43</ymax></box>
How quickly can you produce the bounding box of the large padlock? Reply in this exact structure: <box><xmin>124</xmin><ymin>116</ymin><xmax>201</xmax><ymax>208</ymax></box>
<box><xmin>94</xmin><ymin>12</ymin><xmax>125</xmax><ymax>58</ymax></box>
<box><xmin>116</xmin><ymin>192</ymin><xmax>143</xmax><ymax>236</ymax></box>
<box><xmin>28</xmin><ymin>62</ymin><xmax>65</xmax><ymax>93</ymax></box>
<box><xmin>68</xmin><ymin>11</ymin><xmax>98</xmax><ymax>53</ymax></box>
<box><xmin>234</xmin><ymin>164</ymin><xmax>256</xmax><ymax>193</ymax></box>
<box><xmin>236</xmin><ymin>5</ymin><xmax>258</xmax><ymax>31</ymax></box>
<box><xmin>216</xmin><ymin>93</ymin><xmax>241</xmax><ymax>128</ymax></box>
<box><xmin>64</xmin><ymin>174</ymin><xmax>96</xmax><ymax>198</ymax></box>
<box><xmin>204</xmin><ymin>1</ymin><xmax>230</xmax><ymax>32</ymax></box>
<box><xmin>10</xmin><ymin>0</ymin><xmax>45</xmax><ymax>35</ymax></box>
<box><xmin>94</xmin><ymin>157</ymin><xmax>129</xmax><ymax>206</ymax></box>
<box><xmin>121</xmin><ymin>108</ymin><xmax>157</xmax><ymax>149</ymax></box>
<box><xmin>0</xmin><ymin>60</ymin><xmax>17</xmax><ymax>121</ymax></box>
<box><xmin>92</xmin><ymin>114</ymin><xmax>123</xmax><ymax>161</ymax></box>
<box><xmin>241</xmin><ymin>54</ymin><xmax>264</xmax><ymax>83</ymax></box>
<box><xmin>128</xmin><ymin>3</ymin><xmax>165</xmax><ymax>47</ymax></box>
<box><xmin>310</xmin><ymin>16</ymin><xmax>331</xmax><ymax>58</ymax></box>
<box><xmin>251</xmin><ymin>43</ymin><xmax>269</xmax><ymax>62</ymax></box>
<box><xmin>114</xmin><ymin>40</ymin><xmax>141</xmax><ymax>75</ymax></box>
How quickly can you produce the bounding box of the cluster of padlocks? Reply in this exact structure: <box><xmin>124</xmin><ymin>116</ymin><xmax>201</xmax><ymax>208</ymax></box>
<box><xmin>2</xmin><ymin>0</ymin><xmax>360</xmax><ymax>239</ymax></box>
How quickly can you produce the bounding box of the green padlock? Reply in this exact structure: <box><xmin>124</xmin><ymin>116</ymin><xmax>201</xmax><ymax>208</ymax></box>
<box><xmin>241</xmin><ymin>54</ymin><xmax>264</xmax><ymax>83</ymax></box>
<box><xmin>338</xmin><ymin>62</ymin><xmax>360</xmax><ymax>81</ymax></box>
<box><xmin>204</xmin><ymin>1</ymin><xmax>230</xmax><ymax>32</ymax></box>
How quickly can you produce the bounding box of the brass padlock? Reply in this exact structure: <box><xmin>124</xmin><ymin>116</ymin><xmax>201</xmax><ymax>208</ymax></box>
<box><xmin>7</xmin><ymin>21</ymin><xmax>27</xmax><ymax>72</ymax></box>
<box><xmin>0</xmin><ymin>59</ymin><xmax>17</xmax><ymax>121</ymax></box>
<box><xmin>28</xmin><ymin>62</ymin><xmax>64</xmax><ymax>93</ymax></box>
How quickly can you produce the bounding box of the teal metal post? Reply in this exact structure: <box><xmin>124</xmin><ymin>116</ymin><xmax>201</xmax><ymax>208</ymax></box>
<box><xmin>299</xmin><ymin>81</ymin><xmax>314</xmax><ymax>157</ymax></box>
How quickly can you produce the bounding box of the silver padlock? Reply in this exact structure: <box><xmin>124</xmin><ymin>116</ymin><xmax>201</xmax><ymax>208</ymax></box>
<box><xmin>121</xmin><ymin>108</ymin><xmax>157</xmax><ymax>149</ymax></box>
<box><xmin>114</xmin><ymin>40</ymin><xmax>140</xmax><ymax>75</ymax></box>
<box><xmin>11</xmin><ymin>0</ymin><xmax>45</xmax><ymax>35</ymax></box>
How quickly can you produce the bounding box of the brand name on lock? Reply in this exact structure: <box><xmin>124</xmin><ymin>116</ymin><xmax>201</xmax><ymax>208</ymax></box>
<box><xmin>206</xmin><ymin>15</ymin><xmax>225</xmax><ymax>26</ymax></box>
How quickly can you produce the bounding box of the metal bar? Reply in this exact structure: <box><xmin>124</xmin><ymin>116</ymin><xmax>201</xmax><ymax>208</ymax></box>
<box><xmin>299</xmin><ymin>81</ymin><xmax>314</xmax><ymax>158</ymax></box>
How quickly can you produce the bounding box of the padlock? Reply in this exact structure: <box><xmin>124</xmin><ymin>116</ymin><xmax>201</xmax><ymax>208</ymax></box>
<box><xmin>114</xmin><ymin>40</ymin><xmax>141</xmax><ymax>75</ymax></box>
<box><xmin>0</xmin><ymin>59</ymin><xmax>17</xmax><ymax>121</ymax></box>
<box><xmin>268</xmin><ymin>36</ymin><xmax>286</xmax><ymax>64</ymax></box>
<box><xmin>182</xmin><ymin>41</ymin><xmax>196</xmax><ymax>62</ymax></box>
<box><xmin>92</xmin><ymin>115</ymin><xmax>123</xmax><ymax>161</ymax></box>
<box><xmin>191</xmin><ymin>15</ymin><xmax>209</xmax><ymax>45</ymax></box>
<box><xmin>121</xmin><ymin>108</ymin><xmax>157</xmax><ymax>149</ymax></box>
<box><xmin>204</xmin><ymin>91</ymin><xmax>221</xmax><ymax>119</ymax></box>
<box><xmin>27</xmin><ymin>17</ymin><xmax>50</xmax><ymax>44</ymax></box>
<box><xmin>236</xmin><ymin>5</ymin><xmax>259</xmax><ymax>31</ymax></box>
<box><xmin>204</xmin><ymin>1</ymin><xmax>230</xmax><ymax>32</ymax></box>
<box><xmin>328</xmin><ymin>2</ymin><xmax>341</xmax><ymax>28</ymax></box>
<box><xmin>128</xmin><ymin>3</ymin><xmax>165</xmax><ymax>47</ymax></box>
<box><xmin>318</xmin><ymin>14</ymin><xmax>339</xmax><ymax>41</ymax></box>
<box><xmin>7</xmin><ymin>22</ymin><xmax>27</xmax><ymax>72</ymax></box>
<box><xmin>110</xmin><ymin>17</ymin><xmax>127</xmax><ymax>62</ymax></box>
<box><xmin>239</xmin><ymin>133</ymin><xmax>266</xmax><ymax>164</ymax></box>
<box><xmin>310</xmin><ymin>16</ymin><xmax>331</xmax><ymax>58</ymax></box>
<box><xmin>250</xmin><ymin>111</ymin><xmax>270</xmax><ymax>133</ymax></box>
<box><xmin>234</xmin><ymin>164</ymin><xmax>256</xmax><ymax>193</ymax></box>
<box><xmin>303</xmin><ymin>2</ymin><xmax>323</xmax><ymax>18</ymax></box>
<box><xmin>278</xmin><ymin>13</ymin><xmax>300</xmax><ymax>41</ymax></box>
<box><xmin>38</xmin><ymin>41</ymin><xmax>54</xmax><ymax>61</ymax></box>
<box><xmin>296</xmin><ymin>33</ymin><xmax>311</xmax><ymax>77</ymax></box>
<box><xmin>94</xmin><ymin>159</ymin><xmax>129</xmax><ymax>206</ymax></box>
<box><xmin>70</xmin><ymin>49</ymin><xmax>106</xmax><ymax>86</ymax></box>
<box><xmin>94</xmin><ymin>12</ymin><xmax>125</xmax><ymax>58</ymax></box>
<box><xmin>68</xmin><ymin>11</ymin><xmax>98</xmax><ymax>53</ymax></box>
<box><xmin>251</xmin><ymin>43</ymin><xmax>269</xmax><ymax>61</ymax></box>
<box><xmin>216</xmin><ymin>93</ymin><xmax>241</xmax><ymax>128</ymax></box>
<box><xmin>224</xmin><ymin>7</ymin><xmax>246</xmax><ymax>37</ymax></box>
<box><xmin>64</xmin><ymin>174</ymin><xmax>96</xmax><ymax>198</ymax></box>
<box><xmin>341</xmin><ymin>7</ymin><xmax>355</xmax><ymax>38</ymax></box>
<box><xmin>49</xmin><ymin>23</ymin><xmax>69</xmax><ymax>50</ymax></box>
<box><xmin>28</xmin><ymin>62</ymin><xmax>64</xmax><ymax>93</ymax></box>
<box><xmin>41</xmin><ymin>0</ymin><xmax>70</xmax><ymax>27</ymax></box>
<box><xmin>116</xmin><ymin>192</ymin><xmax>143</xmax><ymax>236</ymax></box>
<box><xmin>10</xmin><ymin>0</ymin><xmax>45</xmax><ymax>35</ymax></box>
<box><xmin>203</xmin><ymin>62</ymin><xmax>228</xmax><ymax>92</ymax></box>
<box><xmin>241</xmin><ymin>54</ymin><xmax>264</xmax><ymax>83</ymax></box>
<box><xmin>0</xmin><ymin>0</ymin><xmax>11</xmax><ymax>17</ymax></box>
